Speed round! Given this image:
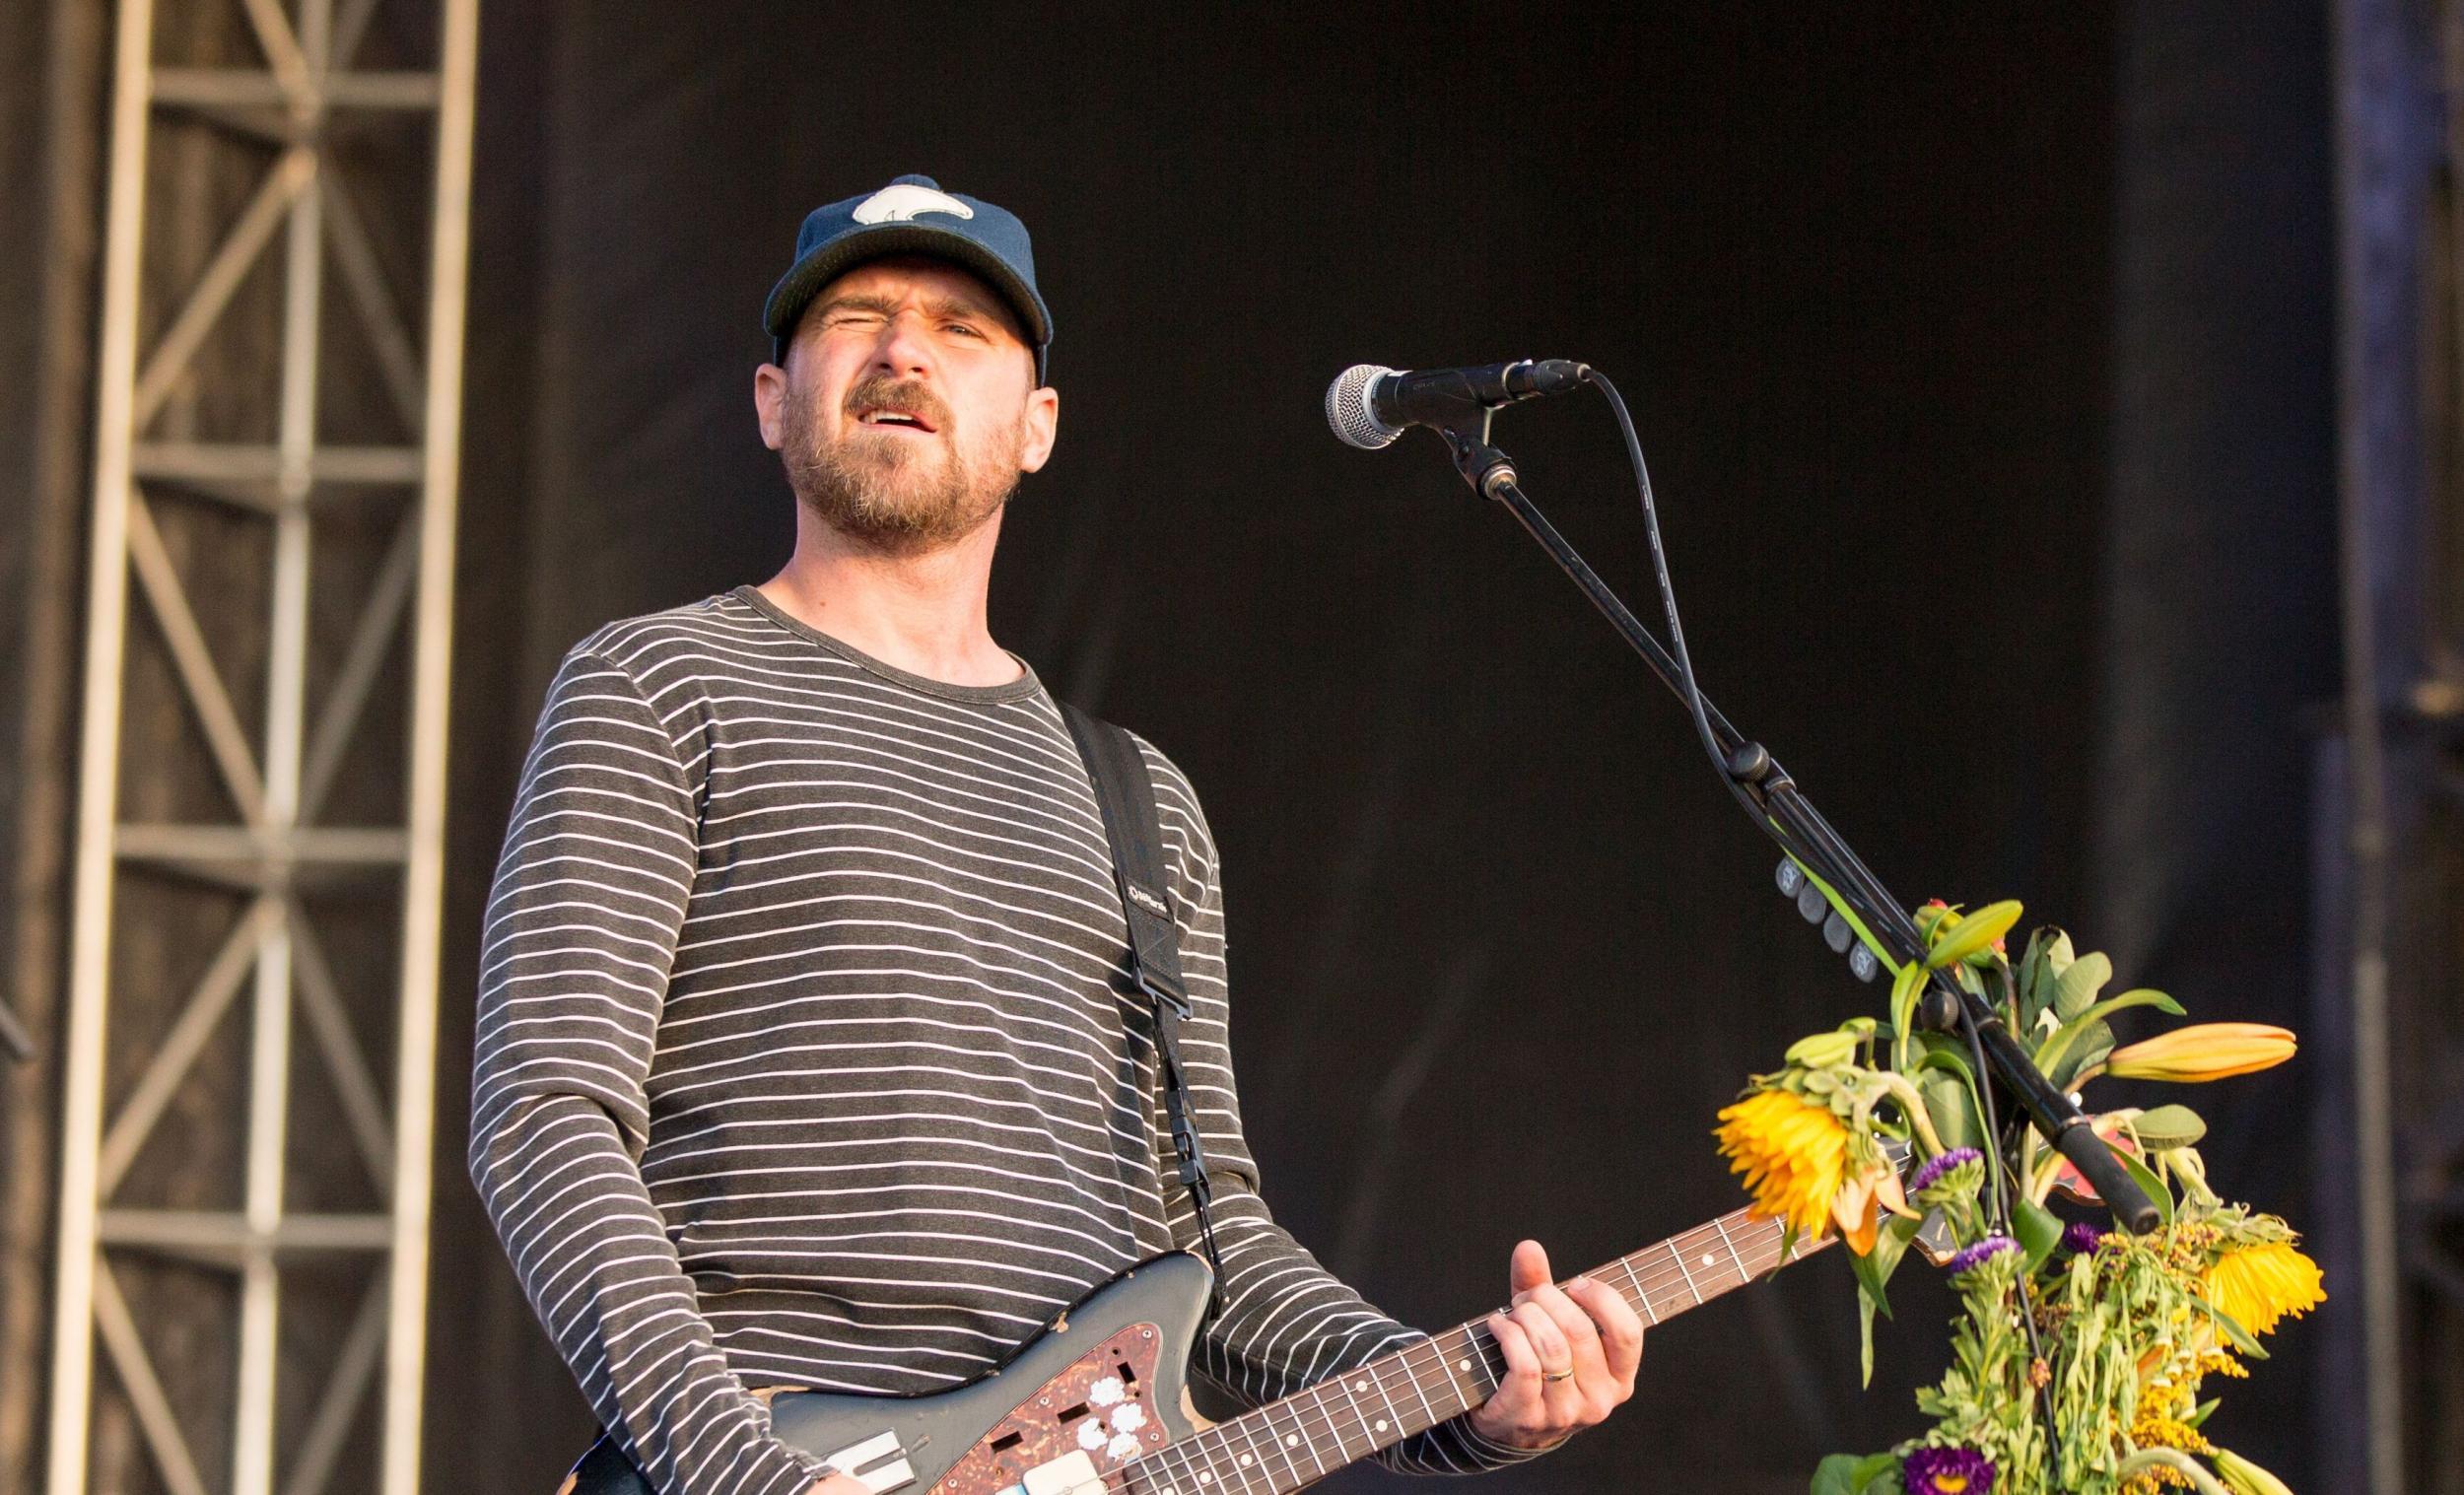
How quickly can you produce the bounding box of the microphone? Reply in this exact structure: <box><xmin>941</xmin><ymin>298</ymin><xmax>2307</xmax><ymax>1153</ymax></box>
<box><xmin>1324</xmin><ymin>358</ymin><xmax>1590</xmax><ymax>449</ymax></box>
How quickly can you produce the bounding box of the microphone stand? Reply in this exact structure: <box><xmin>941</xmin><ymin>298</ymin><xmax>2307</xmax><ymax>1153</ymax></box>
<box><xmin>1432</xmin><ymin>414</ymin><xmax>2158</xmax><ymax>1235</ymax></box>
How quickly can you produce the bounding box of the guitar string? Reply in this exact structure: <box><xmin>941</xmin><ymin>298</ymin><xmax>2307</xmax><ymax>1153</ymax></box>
<box><xmin>1117</xmin><ymin>1222</ymin><xmax>1790</xmax><ymax>1495</ymax></box>
<box><xmin>1059</xmin><ymin>1220</ymin><xmax>1794</xmax><ymax>1495</ymax></box>
<box><xmin>813</xmin><ymin>1222</ymin><xmax>1791</xmax><ymax>1495</ymax></box>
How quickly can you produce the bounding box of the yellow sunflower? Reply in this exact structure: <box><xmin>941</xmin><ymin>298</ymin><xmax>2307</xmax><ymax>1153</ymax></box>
<box><xmin>1715</xmin><ymin>1089</ymin><xmax>1848</xmax><ymax>1239</ymax></box>
<box><xmin>2203</xmin><ymin>1241</ymin><xmax>2325</xmax><ymax>1335</ymax></box>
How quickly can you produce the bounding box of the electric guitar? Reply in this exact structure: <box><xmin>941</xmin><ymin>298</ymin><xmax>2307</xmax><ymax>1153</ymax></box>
<box><xmin>564</xmin><ymin>1204</ymin><xmax>1831</xmax><ymax>1495</ymax></box>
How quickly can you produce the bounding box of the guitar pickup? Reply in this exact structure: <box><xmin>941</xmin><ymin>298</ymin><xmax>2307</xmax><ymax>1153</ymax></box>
<box><xmin>821</xmin><ymin>1430</ymin><xmax>917</xmax><ymax>1494</ymax></box>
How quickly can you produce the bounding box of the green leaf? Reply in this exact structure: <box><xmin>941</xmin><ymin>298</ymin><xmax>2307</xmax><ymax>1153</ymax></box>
<box><xmin>2115</xmin><ymin>1143</ymin><xmax>2175</xmax><ymax>1226</ymax></box>
<box><xmin>1786</xmin><ymin>1028</ymin><xmax>1862</xmax><ymax>1069</ymax></box>
<box><xmin>2051</xmin><ymin>951</ymin><xmax>2111</xmax><ymax>1021</ymax></box>
<box><xmin>2044</xmin><ymin>1020</ymin><xmax>2113</xmax><ymax>1093</ymax></box>
<box><xmin>1918</xmin><ymin>1068</ymin><xmax>1980</xmax><ymax>1153</ymax></box>
<box><xmin>1848</xmin><ymin>1244</ymin><xmax>1897</xmax><ymax>1325</ymax></box>
<box><xmin>1889</xmin><ymin>961</ymin><xmax>1927</xmax><ymax>1062</ymax></box>
<box><xmin>1926</xmin><ymin>899</ymin><xmax>2023</xmax><ymax>968</ymax></box>
<box><xmin>2035</xmin><ymin>986</ymin><xmax>2185</xmax><ymax>1078</ymax></box>
<box><xmin>2132</xmin><ymin>1104</ymin><xmax>2208</xmax><ymax>1150</ymax></box>
<box><xmin>2017</xmin><ymin>927</ymin><xmax>2048</xmax><ymax>995</ymax></box>
<box><xmin>2207</xmin><ymin>1305</ymin><xmax>2271</xmax><ymax>1361</ymax></box>
<box><xmin>2184</xmin><ymin>1397</ymin><xmax>2221</xmax><ymax>1430</ymax></box>
<box><xmin>2018</xmin><ymin>926</ymin><xmax>2064</xmax><ymax>1027</ymax></box>
<box><xmin>2014</xmin><ymin>1193</ymin><xmax>2064</xmax><ymax>1273</ymax></box>
<box><xmin>1812</xmin><ymin>1453</ymin><xmax>1901</xmax><ymax>1495</ymax></box>
<box><xmin>1856</xmin><ymin>1286</ymin><xmax>1877</xmax><ymax>1388</ymax></box>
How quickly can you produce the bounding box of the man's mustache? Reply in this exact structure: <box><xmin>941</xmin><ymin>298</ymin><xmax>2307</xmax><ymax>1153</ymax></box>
<box><xmin>842</xmin><ymin>377</ymin><xmax>953</xmax><ymax>436</ymax></box>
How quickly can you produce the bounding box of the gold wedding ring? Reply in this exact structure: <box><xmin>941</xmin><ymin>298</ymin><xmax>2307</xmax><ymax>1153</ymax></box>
<box><xmin>1540</xmin><ymin>1367</ymin><xmax>1576</xmax><ymax>1382</ymax></box>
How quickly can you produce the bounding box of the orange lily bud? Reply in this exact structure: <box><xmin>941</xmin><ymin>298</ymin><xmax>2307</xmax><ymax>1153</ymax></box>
<box><xmin>2104</xmin><ymin>1023</ymin><xmax>2295</xmax><ymax>1083</ymax></box>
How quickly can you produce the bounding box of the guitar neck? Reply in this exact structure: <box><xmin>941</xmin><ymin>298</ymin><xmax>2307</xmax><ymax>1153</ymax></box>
<box><xmin>1131</xmin><ymin>1206</ymin><xmax>1822</xmax><ymax>1495</ymax></box>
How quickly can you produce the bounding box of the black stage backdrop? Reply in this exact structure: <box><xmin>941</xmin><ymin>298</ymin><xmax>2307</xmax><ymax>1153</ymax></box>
<box><xmin>259</xmin><ymin>4</ymin><xmax>2325</xmax><ymax>1493</ymax></box>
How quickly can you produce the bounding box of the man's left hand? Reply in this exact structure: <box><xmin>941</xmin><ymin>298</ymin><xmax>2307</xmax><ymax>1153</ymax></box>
<box><xmin>1465</xmin><ymin>1239</ymin><xmax>1644</xmax><ymax>1451</ymax></box>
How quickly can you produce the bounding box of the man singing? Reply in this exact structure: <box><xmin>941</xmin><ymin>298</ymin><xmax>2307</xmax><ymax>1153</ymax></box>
<box><xmin>469</xmin><ymin>175</ymin><xmax>1643</xmax><ymax>1495</ymax></box>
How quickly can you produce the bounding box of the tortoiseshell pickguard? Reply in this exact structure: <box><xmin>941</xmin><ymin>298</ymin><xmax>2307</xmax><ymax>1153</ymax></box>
<box><xmin>927</xmin><ymin>1322</ymin><xmax>1171</xmax><ymax>1495</ymax></box>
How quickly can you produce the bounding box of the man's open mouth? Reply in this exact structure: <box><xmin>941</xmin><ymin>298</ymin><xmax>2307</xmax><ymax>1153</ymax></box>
<box><xmin>856</xmin><ymin>407</ymin><xmax>939</xmax><ymax>435</ymax></box>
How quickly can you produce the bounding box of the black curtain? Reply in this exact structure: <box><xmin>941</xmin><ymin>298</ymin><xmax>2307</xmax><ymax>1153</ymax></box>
<box><xmin>0</xmin><ymin>6</ymin><xmax>2348</xmax><ymax>1495</ymax></box>
<box><xmin>398</xmin><ymin>5</ymin><xmax>2332</xmax><ymax>1492</ymax></box>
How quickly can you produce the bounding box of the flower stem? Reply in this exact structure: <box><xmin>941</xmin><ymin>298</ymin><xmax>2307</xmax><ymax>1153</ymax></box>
<box><xmin>2114</xmin><ymin>1450</ymin><xmax>2231</xmax><ymax>1495</ymax></box>
<box><xmin>1877</xmin><ymin>1074</ymin><xmax>1948</xmax><ymax>1155</ymax></box>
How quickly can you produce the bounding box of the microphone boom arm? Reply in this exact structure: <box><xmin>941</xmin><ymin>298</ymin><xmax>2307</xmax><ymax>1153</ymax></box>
<box><xmin>1431</xmin><ymin>419</ymin><xmax>2159</xmax><ymax>1235</ymax></box>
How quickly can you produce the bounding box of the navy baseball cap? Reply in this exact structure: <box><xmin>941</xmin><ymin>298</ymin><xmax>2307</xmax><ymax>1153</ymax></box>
<box><xmin>762</xmin><ymin>174</ymin><xmax>1052</xmax><ymax>384</ymax></box>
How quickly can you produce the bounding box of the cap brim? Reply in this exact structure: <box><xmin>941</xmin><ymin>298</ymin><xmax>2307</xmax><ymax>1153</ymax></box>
<box><xmin>762</xmin><ymin>223</ymin><xmax>1052</xmax><ymax>358</ymax></box>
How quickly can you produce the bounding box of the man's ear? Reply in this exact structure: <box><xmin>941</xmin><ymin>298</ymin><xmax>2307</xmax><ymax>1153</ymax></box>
<box><xmin>754</xmin><ymin>360</ymin><xmax>788</xmax><ymax>451</ymax></box>
<box><xmin>1018</xmin><ymin>385</ymin><xmax>1060</xmax><ymax>474</ymax></box>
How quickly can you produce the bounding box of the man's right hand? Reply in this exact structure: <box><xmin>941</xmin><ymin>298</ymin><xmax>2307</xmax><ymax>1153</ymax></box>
<box><xmin>803</xmin><ymin>1474</ymin><xmax>869</xmax><ymax>1495</ymax></box>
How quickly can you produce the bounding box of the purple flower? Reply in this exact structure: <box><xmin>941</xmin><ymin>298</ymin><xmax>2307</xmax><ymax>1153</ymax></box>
<box><xmin>2061</xmin><ymin>1221</ymin><xmax>2106</xmax><ymax>1256</ymax></box>
<box><xmin>1945</xmin><ymin>1235</ymin><xmax>2019</xmax><ymax>1277</ymax></box>
<box><xmin>1902</xmin><ymin>1445</ymin><xmax>1997</xmax><ymax>1495</ymax></box>
<box><xmin>1909</xmin><ymin>1147</ymin><xmax>1983</xmax><ymax>1193</ymax></box>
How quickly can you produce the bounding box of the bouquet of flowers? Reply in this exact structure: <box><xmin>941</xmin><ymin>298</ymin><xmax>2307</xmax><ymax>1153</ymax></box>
<box><xmin>1714</xmin><ymin>898</ymin><xmax>2321</xmax><ymax>1495</ymax></box>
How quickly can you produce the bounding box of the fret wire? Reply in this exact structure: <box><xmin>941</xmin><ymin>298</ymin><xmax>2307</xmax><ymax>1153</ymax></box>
<box><xmin>1457</xmin><ymin>1321</ymin><xmax>1507</xmax><ymax>1396</ymax></box>
<box><xmin>1396</xmin><ymin>1333</ymin><xmax>1490</xmax><ymax>1444</ymax></box>
<box><xmin>1313</xmin><ymin>1378</ymin><xmax>1366</xmax><ymax>1465</ymax></box>
<box><xmin>1233</xmin><ymin>1397</ymin><xmax>1293</xmax><ymax>1494</ymax></box>
<box><xmin>1192</xmin><ymin>1420</ymin><xmax>1262</xmax><ymax>1495</ymax></box>
<box><xmin>1610</xmin><ymin>1215</ymin><xmax>1789</xmax><ymax>1311</ymax></box>
<box><xmin>1171</xmin><ymin>1429</ymin><xmax>1248</xmax><ymax>1495</ymax></box>
<box><xmin>1283</xmin><ymin>1383</ymin><xmax>1333</xmax><ymax>1480</ymax></box>
<box><xmin>1431</xmin><ymin>1325</ymin><xmax>1494</xmax><ymax>1404</ymax></box>
<box><xmin>1616</xmin><ymin>1255</ymin><xmax>1660</xmax><ymax>1324</ymax></box>
<box><xmin>1365</xmin><ymin>1359</ymin><xmax>1412</xmax><ymax>1448</ymax></box>
<box><xmin>1139</xmin><ymin>1211</ymin><xmax>1802</xmax><ymax>1495</ymax></box>
<box><xmin>1670</xmin><ymin>1237</ymin><xmax>1704</xmax><ymax>1304</ymax></box>
<box><xmin>1241</xmin><ymin>1391</ymin><xmax>1310</xmax><ymax>1493</ymax></box>
<box><xmin>1711</xmin><ymin>1213</ymin><xmax>1750</xmax><ymax>1284</ymax></box>
<box><xmin>1394</xmin><ymin>1340</ymin><xmax>1447</xmax><ymax>1437</ymax></box>
<box><xmin>1136</xmin><ymin>1431</ymin><xmax>1206</xmax><ymax>1495</ymax></box>
<box><xmin>1333</xmin><ymin>1371</ymin><xmax>1376</xmax><ymax>1466</ymax></box>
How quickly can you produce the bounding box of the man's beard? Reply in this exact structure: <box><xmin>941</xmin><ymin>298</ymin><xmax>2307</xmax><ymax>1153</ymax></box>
<box><xmin>781</xmin><ymin>374</ymin><xmax>1024</xmax><ymax>557</ymax></box>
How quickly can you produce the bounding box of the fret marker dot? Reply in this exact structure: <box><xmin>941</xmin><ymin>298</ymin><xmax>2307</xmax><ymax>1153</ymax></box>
<box><xmin>1285</xmin><ymin>1436</ymin><xmax>1298</xmax><ymax>1448</ymax></box>
<box><xmin>1353</xmin><ymin>1380</ymin><xmax>1367</xmax><ymax>1393</ymax></box>
<box><xmin>1239</xmin><ymin>1455</ymin><xmax>1253</xmax><ymax>1467</ymax></box>
<box><xmin>1457</xmin><ymin>1358</ymin><xmax>1471</xmax><ymax>1371</ymax></box>
<box><xmin>1702</xmin><ymin>1254</ymin><xmax>1716</xmax><ymax>1266</ymax></box>
<box><xmin>1375</xmin><ymin>1419</ymin><xmax>1389</xmax><ymax>1433</ymax></box>
<box><xmin>1198</xmin><ymin>1475</ymin><xmax>1211</xmax><ymax>1486</ymax></box>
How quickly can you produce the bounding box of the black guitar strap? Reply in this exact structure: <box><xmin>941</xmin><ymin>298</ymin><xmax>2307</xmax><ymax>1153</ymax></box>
<box><xmin>1060</xmin><ymin>702</ymin><xmax>1226</xmax><ymax>1318</ymax></box>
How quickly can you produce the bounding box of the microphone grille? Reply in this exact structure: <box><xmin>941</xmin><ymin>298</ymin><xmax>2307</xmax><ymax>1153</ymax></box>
<box><xmin>1325</xmin><ymin>364</ymin><xmax>1403</xmax><ymax>449</ymax></box>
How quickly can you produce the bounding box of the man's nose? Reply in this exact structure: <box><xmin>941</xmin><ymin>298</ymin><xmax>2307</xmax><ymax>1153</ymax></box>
<box><xmin>868</xmin><ymin>310</ymin><xmax>936</xmax><ymax>378</ymax></box>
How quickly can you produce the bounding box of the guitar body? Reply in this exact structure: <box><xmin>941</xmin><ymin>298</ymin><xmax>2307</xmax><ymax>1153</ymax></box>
<box><xmin>564</xmin><ymin>1200</ymin><xmax>1818</xmax><ymax>1495</ymax></box>
<box><xmin>566</xmin><ymin>1253</ymin><xmax>1217</xmax><ymax>1495</ymax></box>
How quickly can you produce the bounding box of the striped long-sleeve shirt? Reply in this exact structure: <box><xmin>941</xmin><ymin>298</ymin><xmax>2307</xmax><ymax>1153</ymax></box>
<box><xmin>468</xmin><ymin>587</ymin><xmax>1545</xmax><ymax>1495</ymax></box>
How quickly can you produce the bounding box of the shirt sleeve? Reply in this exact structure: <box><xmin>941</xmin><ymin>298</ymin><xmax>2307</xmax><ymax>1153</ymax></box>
<box><xmin>1132</xmin><ymin>740</ymin><xmax>1566</xmax><ymax>1476</ymax></box>
<box><xmin>468</xmin><ymin>645</ymin><xmax>832</xmax><ymax>1495</ymax></box>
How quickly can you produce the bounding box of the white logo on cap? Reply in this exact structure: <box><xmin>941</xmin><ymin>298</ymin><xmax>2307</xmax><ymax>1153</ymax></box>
<box><xmin>852</xmin><ymin>184</ymin><xmax>976</xmax><ymax>225</ymax></box>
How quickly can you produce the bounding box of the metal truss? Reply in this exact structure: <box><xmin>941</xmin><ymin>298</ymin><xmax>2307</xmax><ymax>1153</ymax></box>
<box><xmin>44</xmin><ymin>2</ymin><xmax>475</xmax><ymax>1494</ymax></box>
<box><xmin>2325</xmin><ymin>0</ymin><xmax>2464</xmax><ymax>1489</ymax></box>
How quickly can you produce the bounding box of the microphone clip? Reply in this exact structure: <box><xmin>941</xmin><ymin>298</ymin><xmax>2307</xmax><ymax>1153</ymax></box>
<box><xmin>1440</xmin><ymin>425</ymin><xmax>1519</xmax><ymax>499</ymax></box>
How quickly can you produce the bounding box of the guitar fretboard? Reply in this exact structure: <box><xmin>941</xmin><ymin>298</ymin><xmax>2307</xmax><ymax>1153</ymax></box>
<box><xmin>1115</xmin><ymin>1205</ymin><xmax>1824</xmax><ymax>1495</ymax></box>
